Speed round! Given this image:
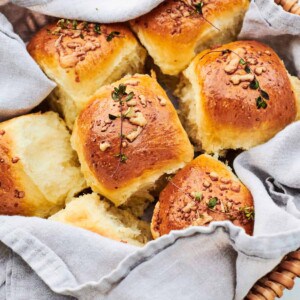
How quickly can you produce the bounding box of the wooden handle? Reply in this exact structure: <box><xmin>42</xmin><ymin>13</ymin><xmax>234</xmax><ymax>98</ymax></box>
<box><xmin>246</xmin><ymin>249</ymin><xmax>300</xmax><ymax>299</ymax></box>
<box><xmin>275</xmin><ymin>0</ymin><xmax>300</xmax><ymax>15</ymax></box>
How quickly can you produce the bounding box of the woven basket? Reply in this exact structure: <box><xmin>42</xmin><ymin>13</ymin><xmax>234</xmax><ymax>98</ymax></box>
<box><xmin>275</xmin><ymin>0</ymin><xmax>300</xmax><ymax>14</ymax></box>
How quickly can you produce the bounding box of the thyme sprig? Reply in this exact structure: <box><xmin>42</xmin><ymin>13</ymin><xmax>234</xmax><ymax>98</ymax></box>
<box><xmin>194</xmin><ymin>1</ymin><xmax>220</xmax><ymax>31</ymax></box>
<box><xmin>207</xmin><ymin>197</ymin><xmax>218</xmax><ymax>209</ymax></box>
<box><xmin>106</xmin><ymin>31</ymin><xmax>121</xmax><ymax>42</ymax></box>
<box><xmin>110</xmin><ymin>84</ymin><xmax>135</xmax><ymax>177</ymax></box>
<box><xmin>240</xmin><ymin>206</ymin><xmax>255</xmax><ymax>221</ymax></box>
<box><xmin>180</xmin><ymin>1</ymin><xmax>220</xmax><ymax>31</ymax></box>
<box><xmin>199</xmin><ymin>49</ymin><xmax>270</xmax><ymax>109</ymax></box>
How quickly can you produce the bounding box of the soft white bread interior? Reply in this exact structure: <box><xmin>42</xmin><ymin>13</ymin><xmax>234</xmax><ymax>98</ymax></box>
<box><xmin>0</xmin><ymin>112</ymin><xmax>86</xmax><ymax>217</ymax></box>
<box><xmin>72</xmin><ymin>74</ymin><xmax>194</xmax><ymax>207</ymax></box>
<box><xmin>176</xmin><ymin>40</ymin><xmax>298</xmax><ymax>154</ymax></box>
<box><xmin>130</xmin><ymin>0</ymin><xmax>249</xmax><ymax>75</ymax></box>
<box><xmin>50</xmin><ymin>193</ymin><xmax>151</xmax><ymax>246</ymax></box>
<box><xmin>27</xmin><ymin>21</ymin><xmax>147</xmax><ymax>128</ymax></box>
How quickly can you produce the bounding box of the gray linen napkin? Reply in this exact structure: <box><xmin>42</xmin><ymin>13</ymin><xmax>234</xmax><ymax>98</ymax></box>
<box><xmin>11</xmin><ymin>0</ymin><xmax>165</xmax><ymax>23</ymax></box>
<box><xmin>0</xmin><ymin>13</ymin><xmax>55</xmax><ymax>121</ymax></box>
<box><xmin>0</xmin><ymin>121</ymin><xmax>300</xmax><ymax>300</ymax></box>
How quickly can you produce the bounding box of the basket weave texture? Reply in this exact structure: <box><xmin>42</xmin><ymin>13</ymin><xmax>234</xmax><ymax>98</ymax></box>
<box><xmin>246</xmin><ymin>249</ymin><xmax>300</xmax><ymax>299</ymax></box>
<box><xmin>275</xmin><ymin>0</ymin><xmax>300</xmax><ymax>14</ymax></box>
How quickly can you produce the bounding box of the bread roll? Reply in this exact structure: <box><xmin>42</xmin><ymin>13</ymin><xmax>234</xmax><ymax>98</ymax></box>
<box><xmin>27</xmin><ymin>20</ymin><xmax>147</xmax><ymax>128</ymax></box>
<box><xmin>72</xmin><ymin>74</ymin><xmax>194</xmax><ymax>207</ymax></box>
<box><xmin>151</xmin><ymin>154</ymin><xmax>254</xmax><ymax>238</ymax></box>
<box><xmin>0</xmin><ymin>112</ymin><xmax>86</xmax><ymax>217</ymax></box>
<box><xmin>176</xmin><ymin>40</ymin><xmax>298</xmax><ymax>154</ymax></box>
<box><xmin>50</xmin><ymin>193</ymin><xmax>151</xmax><ymax>247</ymax></box>
<box><xmin>130</xmin><ymin>0</ymin><xmax>249</xmax><ymax>75</ymax></box>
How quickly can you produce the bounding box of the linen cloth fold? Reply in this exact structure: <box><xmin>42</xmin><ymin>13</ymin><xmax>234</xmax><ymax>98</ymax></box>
<box><xmin>11</xmin><ymin>0</ymin><xmax>165</xmax><ymax>23</ymax></box>
<box><xmin>0</xmin><ymin>13</ymin><xmax>55</xmax><ymax>121</ymax></box>
<box><xmin>0</xmin><ymin>0</ymin><xmax>300</xmax><ymax>299</ymax></box>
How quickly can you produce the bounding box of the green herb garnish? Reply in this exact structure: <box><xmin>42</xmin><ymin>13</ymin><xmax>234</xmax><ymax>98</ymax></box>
<box><xmin>256</xmin><ymin>96</ymin><xmax>267</xmax><ymax>109</ymax></box>
<box><xmin>115</xmin><ymin>153</ymin><xmax>128</xmax><ymax>163</ymax></box>
<box><xmin>240</xmin><ymin>206</ymin><xmax>255</xmax><ymax>221</ymax></box>
<box><xmin>82</xmin><ymin>22</ymin><xmax>88</xmax><ymax>30</ymax></box>
<box><xmin>106</xmin><ymin>31</ymin><xmax>120</xmax><ymax>42</ymax></box>
<box><xmin>222</xmin><ymin>49</ymin><xmax>231</xmax><ymax>55</ymax></box>
<box><xmin>239</xmin><ymin>58</ymin><xmax>246</xmax><ymax>65</ymax></box>
<box><xmin>260</xmin><ymin>90</ymin><xmax>269</xmax><ymax>100</ymax></box>
<box><xmin>125</xmin><ymin>92</ymin><xmax>134</xmax><ymax>102</ymax></box>
<box><xmin>193</xmin><ymin>1</ymin><xmax>220</xmax><ymax>31</ymax></box>
<box><xmin>194</xmin><ymin>192</ymin><xmax>203</xmax><ymax>201</ymax></box>
<box><xmin>237</xmin><ymin>52</ymin><xmax>269</xmax><ymax>108</ymax></box>
<box><xmin>110</xmin><ymin>84</ymin><xmax>135</xmax><ymax>176</ymax></box>
<box><xmin>72</xmin><ymin>20</ymin><xmax>78</xmax><ymax>30</ymax></box>
<box><xmin>94</xmin><ymin>24</ymin><xmax>101</xmax><ymax>35</ymax></box>
<box><xmin>195</xmin><ymin>2</ymin><xmax>204</xmax><ymax>14</ymax></box>
<box><xmin>57</xmin><ymin>19</ymin><xmax>67</xmax><ymax>29</ymax></box>
<box><xmin>250</xmin><ymin>79</ymin><xmax>259</xmax><ymax>90</ymax></box>
<box><xmin>108</xmin><ymin>114</ymin><xmax>118</xmax><ymax>120</ymax></box>
<box><xmin>112</xmin><ymin>84</ymin><xmax>127</xmax><ymax>101</ymax></box>
<box><xmin>245</xmin><ymin>65</ymin><xmax>251</xmax><ymax>74</ymax></box>
<box><xmin>208</xmin><ymin>197</ymin><xmax>218</xmax><ymax>209</ymax></box>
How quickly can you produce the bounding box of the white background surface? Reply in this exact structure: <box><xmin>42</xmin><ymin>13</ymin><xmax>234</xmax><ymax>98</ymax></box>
<box><xmin>282</xmin><ymin>278</ymin><xmax>300</xmax><ymax>299</ymax></box>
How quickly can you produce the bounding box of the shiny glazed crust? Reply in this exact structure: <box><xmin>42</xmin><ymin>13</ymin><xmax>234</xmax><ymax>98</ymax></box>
<box><xmin>177</xmin><ymin>40</ymin><xmax>297</xmax><ymax>153</ymax></box>
<box><xmin>72</xmin><ymin>74</ymin><xmax>194</xmax><ymax>206</ymax></box>
<box><xmin>131</xmin><ymin>0</ymin><xmax>249</xmax><ymax>75</ymax></box>
<box><xmin>0</xmin><ymin>134</ymin><xmax>36</xmax><ymax>216</ymax></box>
<box><xmin>151</xmin><ymin>154</ymin><xmax>254</xmax><ymax>238</ymax></box>
<box><xmin>27</xmin><ymin>21</ymin><xmax>147</xmax><ymax>128</ymax></box>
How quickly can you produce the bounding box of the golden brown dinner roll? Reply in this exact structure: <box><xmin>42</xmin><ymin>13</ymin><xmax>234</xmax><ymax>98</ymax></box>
<box><xmin>130</xmin><ymin>0</ymin><xmax>249</xmax><ymax>75</ymax></box>
<box><xmin>27</xmin><ymin>20</ymin><xmax>147</xmax><ymax>128</ymax></box>
<box><xmin>72</xmin><ymin>74</ymin><xmax>194</xmax><ymax>207</ymax></box>
<box><xmin>176</xmin><ymin>40</ymin><xmax>299</xmax><ymax>154</ymax></box>
<box><xmin>0</xmin><ymin>112</ymin><xmax>86</xmax><ymax>217</ymax></box>
<box><xmin>151</xmin><ymin>154</ymin><xmax>254</xmax><ymax>238</ymax></box>
<box><xmin>50</xmin><ymin>193</ymin><xmax>151</xmax><ymax>246</ymax></box>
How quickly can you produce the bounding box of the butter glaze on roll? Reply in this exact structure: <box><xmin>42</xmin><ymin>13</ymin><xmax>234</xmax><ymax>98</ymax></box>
<box><xmin>176</xmin><ymin>40</ymin><xmax>300</xmax><ymax>154</ymax></box>
<box><xmin>151</xmin><ymin>154</ymin><xmax>254</xmax><ymax>238</ymax></box>
<box><xmin>131</xmin><ymin>0</ymin><xmax>249</xmax><ymax>75</ymax></box>
<box><xmin>27</xmin><ymin>20</ymin><xmax>147</xmax><ymax>128</ymax></box>
<box><xmin>0</xmin><ymin>112</ymin><xmax>86</xmax><ymax>217</ymax></box>
<box><xmin>72</xmin><ymin>74</ymin><xmax>194</xmax><ymax>207</ymax></box>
